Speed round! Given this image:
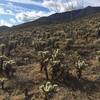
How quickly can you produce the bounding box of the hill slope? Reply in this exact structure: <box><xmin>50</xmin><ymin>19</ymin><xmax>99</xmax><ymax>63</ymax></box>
<box><xmin>14</xmin><ymin>6</ymin><xmax>100</xmax><ymax>28</ymax></box>
<box><xmin>0</xmin><ymin>6</ymin><xmax>99</xmax><ymax>100</ymax></box>
<box><xmin>0</xmin><ymin>26</ymin><xmax>10</xmax><ymax>33</ymax></box>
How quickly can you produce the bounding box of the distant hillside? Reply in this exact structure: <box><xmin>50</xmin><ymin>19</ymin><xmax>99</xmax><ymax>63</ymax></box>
<box><xmin>0</xmin><ymin>6</ymin><xmax>100</xmax><ymax>35</ymax></box>
<box><xmin>13</xmin><ymin>6</ymin><xmax>100</xmax><ymax>28</ymax></box>
<box><xmin>0</xmin><ymin>26</ymin><xmax>10</xmax><ymax>33</ymax></box>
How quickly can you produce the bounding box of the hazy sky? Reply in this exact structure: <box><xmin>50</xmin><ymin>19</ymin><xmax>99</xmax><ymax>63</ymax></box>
<box><xmin>0</xmin><ymin>0</ymin><xmax>100</xmax><ymax>27</ymax></box>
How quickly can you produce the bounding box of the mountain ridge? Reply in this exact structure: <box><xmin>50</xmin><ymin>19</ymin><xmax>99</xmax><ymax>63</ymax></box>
<box><xmin>12</xmin><ymin>6</ymin><xmax>100</xmax><ymax>29</ymax></box>
<box><xmin>0</xmin><ymin>6</ymin><xmax>100</xmax><ymax>32</ymax></box>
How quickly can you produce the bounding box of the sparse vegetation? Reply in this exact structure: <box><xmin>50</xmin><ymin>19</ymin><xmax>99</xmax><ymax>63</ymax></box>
<box><xmin>0</xmin><ymin>7</ymin><xmax>99</xmax><ymax>100</ymax></box>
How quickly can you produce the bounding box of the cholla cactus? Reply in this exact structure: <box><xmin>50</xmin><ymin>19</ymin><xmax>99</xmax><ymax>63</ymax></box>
<box><xmin>0</xmin><ymin>55</ymin><xmax>8</xmax><ymax>71</ymax></box>
<box><xmin>0</xmin><ymin>77</ymin><xmax>8</xmax><ymax>89</ymax></box>
<box><xmin>74</xmin><ymin>51</ymin><xmax>81</xmax><ymax>61</ymax></box>
<box><xmin>0</xmin><ymin>43</ymin><xmax>6</xmax><ymax>55</ymax></box>
<box><xmin>3</xmin><ymin>60</ymin><xmax>15</xmax><ymax>69</ymax></box>
<box><xmin>96</xmin><ymin>50</ymin><xmax>100</xmax><ymax>55</ymax></box>
<box><xmin>50</xmin><ymin>60</ymin><xmax>61</xmax><ymax>79</ymax></box>
<box><xmin>75</xmin><ymin>59</ymin><xmax>88</xmax><ymax>80</ymax></box>
<box><xmin>76</xmin><ymin>59</ymin><xmax>88</xmax><ymax>70</ymax></box>
<box><xmin>39</xmin><ymin>81</ymin><xmax>59</xmax><ymax>100</ymax></box>
<box><xmin>6</xmin><ymin>60</ymin><xmax>15</xmax><ymax>65</ymax></box>
<box><xmin>3</xmin><ymin>60</ymin><xmax>16</xmax><ymax>78</ymax></box>
<box><xmin>0</xmin><ymin>55</ymin><xmax>8</xmax><ymax>59</ymax></box>
<box><xmin>52</xmin><ymin>49</ymin><xmax>65</xmax><ymax>61</ymax></box>
<box><xmin>52</xmin><ymin>49</ymin><xmax>60</xmax><ymax>60</ymax></box>
<box><xmin>40</xmin><ymin>57</ymin><xmax>49</xmax><ymax>80</ymax></box>
<box><xmin>38</xmin><ymin>51</ymin><xmax>49</xmax><ymax>59</ymax></box>
<box><xmin>96</xmin><ymin>51</ymin><xmax>100</xmax><ymax>62</ymax></box>
<box><xmin>52</xmin><ymin>60</ymin><xmax>60</xmax><ymax>66</ymax></box>
<box><xmin>39</xmin><ymin>81</ymin><xmax>58</xmax><ymax>93</ymax></box>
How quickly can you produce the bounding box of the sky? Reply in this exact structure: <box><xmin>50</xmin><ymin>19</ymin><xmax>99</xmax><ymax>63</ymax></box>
<box><xmin>0</xmin><ymin>0</ymin><xmax>100</xmax><ymax>27</ymax></box>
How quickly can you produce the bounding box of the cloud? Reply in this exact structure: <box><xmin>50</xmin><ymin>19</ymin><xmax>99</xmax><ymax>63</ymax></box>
<box><xmin>42</xmin><ymin>0</ymin><xmax>83</xmax><ymax>12</ymax></box>
<box><xmin>83</xmin><ymin>0</ymin><xmax>100</xmax><ymax>7</ymax></box>
<box><xmin>0</xmin><ymin>7</ymin><xmax>14</xmax><ymax>15</ymax></box>
<box><xmin>0</xmin><ymin>20</ymin><xmax>13</xmax><ymax>27</ymax></box>
<box><xmin>7</xmin><ymin>0</ymin><xmax>42</xmax><ymax>6</ymax></box>
<box><xmin>16</xmin><ymin>10</ymin><xmax>55</xmax><ymax>22</ymax></box>
<box><xmin>0</xmin><ymin>2</ymin><xmax>31</xmax><ymax>15</ymax></box>
<box><xmin>8</xmin><ymin>0</ymin><xmax>83</xmax><ymax>12</ymax></box>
